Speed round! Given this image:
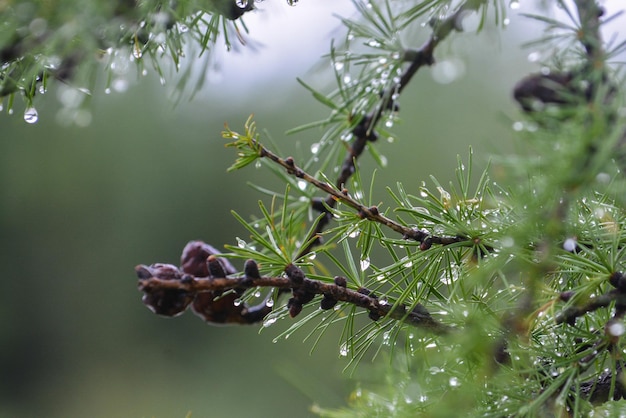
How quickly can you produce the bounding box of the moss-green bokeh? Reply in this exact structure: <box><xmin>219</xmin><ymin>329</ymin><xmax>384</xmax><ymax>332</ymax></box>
<box><xmin>0</xmin><ymin>9</ymin><xmax>535</xmax><ymax>417</ymax></box>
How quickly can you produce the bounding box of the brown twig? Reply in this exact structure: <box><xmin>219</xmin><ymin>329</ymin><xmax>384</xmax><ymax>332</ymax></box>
<box><xmin>256</xmin><ymin>142</ymin><xmax>468</xmax><ymax>251</ymax></box>
<box><xmin>137</xmin><ymin>259</ymin><xmax>451</xmax><ymax>334</ymax></box>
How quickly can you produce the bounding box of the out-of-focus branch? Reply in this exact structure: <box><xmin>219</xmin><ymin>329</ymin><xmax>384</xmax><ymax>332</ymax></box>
<box><xmin>300</xmin><ymin>3</ymin><xmax>481</xmax><ymax>256</ymax></box>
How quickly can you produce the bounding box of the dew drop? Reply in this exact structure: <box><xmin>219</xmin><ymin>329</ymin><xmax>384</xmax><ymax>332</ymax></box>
<box><xmin>608</xmin><ymin>322</ymin><xmax>624</xmax><ymax>337</ymax></box>
<box><xmin>265</xmin><ymin>299</ymin><xmax>274</xmax><ymax>308</ymax></box>
<box><xmin>527</xmin><ymin>51</ymin><xmax>540</xmax><ymax>62</ymax></box>
<box><xmin>263</xmin><ymin>317</ymin><xmax>278</xmax><ymax>327</ymax></box>
<box><xmin>563</xmin><ymin>238</ymin><xmax>577</xmax><ymax>252</ymax></box>
<box><xmin>24</xmin><ymin>107</ymin><xmax>38</xmax><ymax>124</ymax></box>
<box><xmin>297</xmin><ymin>180</ymin><xmax>307</xmax><ymax>191</ymax></box>
<box><xmin>360</xmin><ymin>257</ymin><xmax>370</xmax><ymax>271</ymax></box>
<box><xmin>596</xmin><ymin>172</ymin><xmax>610</xmax><ymax>184</ymax></box>
<box><xmin>509</xmin><ymin>0</ymin><xmax>520</xmax><ymax>9</ymax></box>
<box><xmin>339</xmin><ymin>343</ymin><xmax>349</xmax><ymax>356</ymax></box>
<box><xmin>334</xmin><ymin>61</ymin><xmax>344</xmax><ymax>71</ymax></box>
<box><xmin>133</xmin><ymin>45</ymin><xmax>143</xmax><ymax>59</ymax></box>
<box><xmin>310</xmin><ymin>142</ymin><xmax>320</xmax><ymax>154</ymax></box>
<box><xmin>449</xmin><ymin>377</ymin><xmax>460</xmax><ymax>387</ymax></box>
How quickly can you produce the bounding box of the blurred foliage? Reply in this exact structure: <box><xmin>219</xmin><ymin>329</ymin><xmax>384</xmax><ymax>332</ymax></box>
<box><xmin>6</xmin><ymin>0</ymin><xmax>620</xmax><ymax>417</ymax></box>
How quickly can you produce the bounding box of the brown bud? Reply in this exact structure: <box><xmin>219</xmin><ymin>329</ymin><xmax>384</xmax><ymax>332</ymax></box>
<box><xmin>180</xmin><ymin>240</ymin><xmax>236</xmax><ymax>276</ymax></box>
<box><xmin>136</xmin><ymin>263</ymin><xmax>193</xmax><ymax>317</ymax></box>
<box><xmin>420</xmin><ymin>237</ymin><xmax>433</xmax><ymax>251</ymax></box>
<box><xmin>334</xmin><ymin>276</ymin><xmax>347</xmax><ymax>287</ymax></box>
<box><xmin>285</xmin><ymin>263</ymin><xmax>305</xmax><ymax>285</ymax></box>
<box><xmin>288</xmin><ymin>298</ymin><xmax>303</xmax><ymax>318</ymax></box>
<box><xmin>207</xmin><ymin>255</ymin><xmax>227</xmax><ymax>278</ymax></box>
<box><xmin>244</xmin><ymin>259</ymin><xmax>261</xmax><ymax>279</ymax></box>
<box><xmin>609</xmin><ymin>271</ymin><xmax>626</xmax><ymax>291</ymax></box>
<box><xmin>320</xmin><ymin>295</ymin><xmax>337</xmax><ymax>310</ymax></box>
<box><xmin>368</xmin><ymin>310</ymin><xmax>381</xmax><ymax>321</ymax></box>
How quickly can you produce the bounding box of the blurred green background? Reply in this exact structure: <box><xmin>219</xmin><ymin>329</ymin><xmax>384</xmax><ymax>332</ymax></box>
<box><xmin>0</xmin><ymin>2</ymin><xmax>541</xmax><ymax>417</ymax></box>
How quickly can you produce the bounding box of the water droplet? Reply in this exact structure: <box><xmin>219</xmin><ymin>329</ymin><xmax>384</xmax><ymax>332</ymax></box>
<box><xmin>265</xmin><ymin>299</ymin><xmax>274</xmax><ymax>307</ymax></box>
<box><xmin>237</xmin><ymin>238</ymin><xmax>247</xmax><ymax>248</ymax></box>
<box><xmin>297</xmin><ymin>180</ymin><xmax>307</xmax><ymax>191</ymax></box>
<box><xmin>609</xmin><ymin>322</ymin><xmax>625</xmax><ymax>336</ymax></box>
<box><xmin>112</xmin><ymin>78</ymin><xmax>129</xmax><ymax>93</ymax></box>
<box><xmin>24</xmin><ymin>107</ymin><xmax>38</xmax><ymax>124</ymax></box>
<box><xmin>563</xmin><ymin>238</ymin><xmax>577</xmax><ymax>252</ymax></box>
<box><xmin>501</xmin><ymin>236</ymin><xmax>514</xmax><ymax>248</ymax></box>
<box><xmin>133</xmin><ymin>45</ymin><xmax>143</xmax><ymax>59</ymax></box>
<box><xmin>509</xmin><ymin>0</ymin><xmax>520</xmax><ymax>10</ymax></box>
<box><xmin>428</xmin><ymin>366</ymin><xmax>441</xmax><ymax>374</ymax></box>
<box><xmin>333</xmin><ymin>61</ymin><xmax>344</xmax><ymax>71</ymax></box>
<box><xmin>263</xmin><ymin>317</ymin><xmax>278</xmax><ymax>327</ymax></box>
<box><xmin>449</xmin><ymin>377</ymin><xmax>460</xmax><ymax>387</ymax></box>
<box><xmin>512</xmin><ymin>121</ymin><xmax>524</xmax><ymax>131</ymax></box>
<box><xmin>503</xmin><ymin>18</ymin><xmax>510</xmax><ymax>26</ymax></box>
<box><xmin>233</xmin><ymin>299</ymin><xmax>242</xmax><ymax>307</ymax></box>
<box><xmin>431</xmin><ymin>58</ymin><xmax>466</xmax><ymax>84</ymax></box>
<box><xmin>339</xmin><ymin>343</ymin><xmax>349</xmax><ymax>356</ymax></box>
<box><xmin>310</xmin><ymin>142</ymin><xmax>320</xmax><ymax>154</ymax></box>
<box><xmin>360</xmin><ymin>257</ymin><xmax>370</xmax><ymax>271</ymax></box>
<box><xmin>596</xmin><ymin>172</ymin><xmax>610</xmax><ymax>184</ymax></box>
<box><xmin>527</xmin><ymin>51</ymin><xmax>540</xmax><ymax>62</ymax></box>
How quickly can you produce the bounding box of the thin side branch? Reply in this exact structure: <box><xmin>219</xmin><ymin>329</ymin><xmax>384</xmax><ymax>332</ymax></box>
<box><xmin>300</xmin><ymin>4</ymin><xmax>477</xmax><ymax>256</ymax></box>
<box><xmin>257</xmin><ymin>141</ymin><xmax>468</xmax><ymax>249</ymax></box>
